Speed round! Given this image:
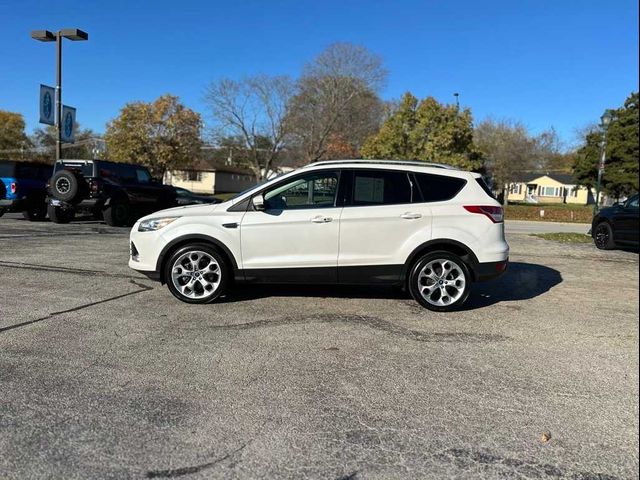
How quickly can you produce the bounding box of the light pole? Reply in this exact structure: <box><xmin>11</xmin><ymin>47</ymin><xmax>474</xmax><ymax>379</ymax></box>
<box><xmin>453</xmin><ymin>92</ymin><xmax>460</xmax><ymax>111</ymax></box>
<box><xmin>30</xmin><ymin>28</ymin><xmax>88</xmax><ymax>162</ymax></box>
<box><xmin>593</xmin><ymin>109</ymin><xmax>613</xmax><ymax>214</ymax></box>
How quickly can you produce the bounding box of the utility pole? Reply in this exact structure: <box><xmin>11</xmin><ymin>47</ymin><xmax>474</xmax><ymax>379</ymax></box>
<box><xmin>594</xmin><ymin>110</ymin><xmax>613</xmax><ymax>214</ymax></box>
<box><xmin>31</xmin><ymin>28</ymin><xmax>88</xmax><ymax>162</ymax></box>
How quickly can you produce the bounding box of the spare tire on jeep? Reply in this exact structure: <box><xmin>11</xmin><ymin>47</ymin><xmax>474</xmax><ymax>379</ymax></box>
<box><xmin>50</xmin><ymin>169</ymin><xmax>85</xmax><ymax>202</ymax></box>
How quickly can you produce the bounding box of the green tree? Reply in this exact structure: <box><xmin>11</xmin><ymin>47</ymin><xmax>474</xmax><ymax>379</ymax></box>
<box><xmin>574</xmin><ymin>92</ymin><xmax>639</xmax><ymax>198</ymax></box>
<box><xmin>0</xmin><ymin>110</ymin><xmax>31</xmax><ymax>158</ymax></box>
<box><xmin>361</xmin><ymin>92</ymin><xmax>483</xmax><ymax>171</ymax></box>
<box><xmin>105</xmin><ymin>94</ymin><xmax>203</xmax><ymax>176</ymax></box>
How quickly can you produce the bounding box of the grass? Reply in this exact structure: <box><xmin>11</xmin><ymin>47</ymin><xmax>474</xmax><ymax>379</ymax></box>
<box><xmin>530</xmin><ymin>232</ymin><xmax>593</xmax><ymax>244</ymax></box>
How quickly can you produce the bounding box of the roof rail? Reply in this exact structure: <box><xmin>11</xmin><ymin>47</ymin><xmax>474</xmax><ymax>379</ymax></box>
<box><xmin>306</xmin><ymin>159</ymin><xmax>458</xmax><ymax>170</ymax></box>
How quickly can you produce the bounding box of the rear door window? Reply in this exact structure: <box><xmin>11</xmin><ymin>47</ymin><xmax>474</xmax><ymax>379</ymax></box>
<box><xmin>350</xmin><ymin>170</ymin><xmax>412</xmax><ymax>206</ymax></box>
<box><xmin>413</xmin><ymin>173</ymin><xmax>467</xmax><ymax>202</ymax></box>
<box><xmin>115</xmin><ymin>164</ymin><xmax>137</xmax><ymax>183</ymax></box>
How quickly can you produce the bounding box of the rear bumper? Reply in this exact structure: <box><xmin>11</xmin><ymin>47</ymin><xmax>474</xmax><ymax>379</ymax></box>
<box><xmin>48</xmin><ymin>197</ymin><xmax>102</xmax><ymax>210</ymax></box>
<box><xmin>0</xmin><ymin>198</ymin><xmax>25</xmax><ymax>211</ymax></box>
<box><xmin>475</xmin><ymin>259</ymin><xmax>509</xmax><ymax>282</ymax></box>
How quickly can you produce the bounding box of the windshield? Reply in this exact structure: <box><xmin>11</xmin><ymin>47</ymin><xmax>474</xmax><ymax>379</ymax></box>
<box><xmin>229</xmin><ymin>177</ymin><xmax>273</xmax><ymax>200</ymax></box>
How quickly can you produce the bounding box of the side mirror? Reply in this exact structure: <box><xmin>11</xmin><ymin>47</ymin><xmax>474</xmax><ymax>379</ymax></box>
<box><xmin>252</xmin><ymin>194</ymin><xmax>265</xmax><ymax>211</ymax></box>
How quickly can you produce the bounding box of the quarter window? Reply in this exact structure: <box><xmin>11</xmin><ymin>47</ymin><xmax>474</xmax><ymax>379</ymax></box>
<box><xmin>136</xmin><ymin>168</ymin><xmax>152</xmax><ymax>184</ymax></box>
<box><xmin>351</xmin><ymin>170</ymin><xmax>412</xmax><ymax>206</ymax></box>
<box><xmin>414</xmin><ymin>173</ymin><xmax>467</xmax><ymax>202</ymax></box>
<box><xmin>264</xmin><ymin>172</ymin><xmax>339</xmax><ymax>210</ymax></box>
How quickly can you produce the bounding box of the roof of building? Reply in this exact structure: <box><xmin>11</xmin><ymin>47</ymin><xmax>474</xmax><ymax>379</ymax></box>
<box><xmin>515</xmin><ymin>172</ymin><xmax>576</xmax><ymax>185</ymax></box>
<box><xmin>174</xmin><ymin>159</ymin><xmax>253</xmax><ymax>175</ymax></box>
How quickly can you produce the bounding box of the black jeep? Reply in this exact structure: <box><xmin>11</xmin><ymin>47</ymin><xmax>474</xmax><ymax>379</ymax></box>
<box><xmin>47</xmin><ymin>159</ymin><xmax>178</xmax><ymax>226</ymax></box>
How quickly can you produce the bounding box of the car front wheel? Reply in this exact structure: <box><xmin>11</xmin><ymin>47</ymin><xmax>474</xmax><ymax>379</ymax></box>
<box><xmin>164</xmin><ymin>244</ymin><xmax>229</xmax><ymax>304</ymax></box>
<box><xmin>409</xmin><ymin>251</ymin><xmax>471</xmax><ymax>311</ymax></box>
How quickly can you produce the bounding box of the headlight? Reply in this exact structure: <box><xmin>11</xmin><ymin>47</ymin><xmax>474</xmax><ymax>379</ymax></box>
<box><xmin>138</xmin><ymin>216</ymin><xmax>180</xmax><ymax>232</ymax></box>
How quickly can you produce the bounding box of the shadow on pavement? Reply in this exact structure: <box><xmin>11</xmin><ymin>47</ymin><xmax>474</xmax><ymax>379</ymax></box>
<box><xmin>224</xmin><ymin>262</ymin><xmax>562</xmax><ymax>310</ymax></box>
<box><xmin>463</xmin><ymin>262</ymin><xmax>562</xmax><ymax>309</ymax></box>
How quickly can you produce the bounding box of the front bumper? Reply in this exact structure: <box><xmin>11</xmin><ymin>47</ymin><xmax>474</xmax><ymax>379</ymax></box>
<box><xmin>128</xmin><ymin>223</ymin><xmax>166</xmax><ymax>281</ymax></box>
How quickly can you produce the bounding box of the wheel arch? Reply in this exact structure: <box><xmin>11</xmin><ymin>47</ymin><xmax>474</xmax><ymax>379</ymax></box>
<box><xmin>402</xmin><ymin>239</ymin><xmax>480</xmax><ymax>282</ymax></box>
<box><xmin>156</xmin><ymin>234</ymin><xmax>239</xmax><ymax>284</ymax></box>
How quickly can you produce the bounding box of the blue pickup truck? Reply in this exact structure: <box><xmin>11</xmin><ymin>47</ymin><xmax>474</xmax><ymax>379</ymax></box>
<box><xmin>0</xmin><ymin>160</ymin><xmax>53</xmax><ymax>220</ymax></box>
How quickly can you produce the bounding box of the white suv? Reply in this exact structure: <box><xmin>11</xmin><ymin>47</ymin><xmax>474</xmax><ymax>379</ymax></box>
<box><xmin>129</xmin><ymin>160</ymin><xmax>509</xmax><ymax>311</ymax></box>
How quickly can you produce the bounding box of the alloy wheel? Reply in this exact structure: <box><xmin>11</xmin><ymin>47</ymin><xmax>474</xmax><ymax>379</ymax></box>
<box><xmin>417</xmin><ymin>258</ymin><xmax>467</xmax><ymax>307</ymax></box>
<box><xmin>170</xmin><ymin>250</ymin><xmax>221</xmax><ymax>299</ymax></box>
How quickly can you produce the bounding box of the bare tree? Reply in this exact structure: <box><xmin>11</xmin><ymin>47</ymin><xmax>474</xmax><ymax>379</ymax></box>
<box><xmin>204</xmin><ymin>75</ymin><xmax>294</xmax><ymax>181</ymax></box>
<box><xmin>286</xmin><ymin>42</ymin><xmax>388</xmax><ymax>162</ymax></box>
<box><xmin>474</xmin><ymin>118</ymin><xmax>538</xmax><ymax>204</ymax></box>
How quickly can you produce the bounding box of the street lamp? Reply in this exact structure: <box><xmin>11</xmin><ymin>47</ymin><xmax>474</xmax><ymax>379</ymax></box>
<box><xmin>453</xmin><ymin>92</ymin><xmax>460</xmax><ymax>111</ymax></box>
<box><xmin>30</xmin><ymin>28</ymin><xmax>88</xmax><ymax>161</ymax></box>
<box><xmin>593</xmin><ymin>109</ymin><xmax>613</xmax><ymax>214</ymax></box>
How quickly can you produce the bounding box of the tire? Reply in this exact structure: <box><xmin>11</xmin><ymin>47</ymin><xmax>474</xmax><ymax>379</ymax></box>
<box><xmin>23</xmin><ymin>203</ymin><xmax>48</xmax><ymax>221</ymax></box>
<box><xmin>593</xmin><ymin>221</ymin><xmax>616</xmax><ymax>250</ymax></box>
<box><xmin>103</xmin><ymin>200</ymin><xmax>131</xmax><ymax>227</ymax></box>
<box><xmin>0</xmin><ymin>208</ymin><xmax>5</xmax><ymax>218</ymax></box>
<box><xmin>50</xmin><ymin>170</ymin><xmax>82</xmax><ymax>202</ymax></box>
<box><xmin>408</xmin><ymin>251</ymin><xmax>471</xmax><ymax>312</ymax></box>
<box><xmin>0</xmin><ymin>181</ymin><xmax>6</xmax><ymax>200</ymax></box>
<box><xmin>47</xmin><ymin>204</ymin><xmax>75</xmax><ymax>224</ymax></box>
<box><xmin>164</xmin><ymin>243</ymin><xmax>229</xmax><ymax>304</ymax></box>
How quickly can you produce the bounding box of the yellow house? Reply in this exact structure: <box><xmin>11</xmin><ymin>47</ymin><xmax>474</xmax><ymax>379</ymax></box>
<box><xmin>506</xmin><ymin>173</ymin><xmax>602</xmax><ymax>205</ymax></box>
<box><xmin>164</xmin><ymin>163</ymin><xmax>255</xmax><ymax>195</ymax></box>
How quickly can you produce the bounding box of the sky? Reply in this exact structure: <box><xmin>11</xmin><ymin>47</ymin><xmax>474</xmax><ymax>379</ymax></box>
<box><xmin>0</xmin><ymin>0</ymin><xmax>638</xmax><ymax>149</ymax></box>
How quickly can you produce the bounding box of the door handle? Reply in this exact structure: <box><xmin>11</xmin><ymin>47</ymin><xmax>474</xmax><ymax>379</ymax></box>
<box><xmin>311</xmin><ymin>215</ymin><xmax>333</xmax><ymax>223</ymax></box>
<box><xmin>400</xmin><ymin>212</ymin><xmax>422</xmax><ymax>220</ymax></box>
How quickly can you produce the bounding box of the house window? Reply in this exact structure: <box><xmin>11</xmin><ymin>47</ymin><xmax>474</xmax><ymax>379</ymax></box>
<box><xmin>510</xmin><ymin>184</ymin><xmax>522</xmax><ymax>195</ymax></box>
<box><xmin>540</xmin><ymin>186</ymin><xmax>560</xmax><ymax>196</ymax></box>
<box><xmin>186</xmin><ymin>171</ymin><xmax>201</xmax><ymax>182</ymax></box>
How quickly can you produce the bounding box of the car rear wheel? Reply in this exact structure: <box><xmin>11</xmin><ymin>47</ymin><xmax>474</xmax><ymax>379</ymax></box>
<box><xmin>47</xmin><ymin>204</ymin><xmax>75</xmax><ymax>224</ymax></box>
<box><xmin>165</xmin><ymin>244</ymin><xmax>229</xmax><ymax>304</ymax></box>
<box><xmin>594</xmin><ymin>222</ymin><xmax>616</xmax><ymax>250</ymax></box>
<box><xmin>409</xmin><ymin>251</ymin><xmax>471</xmax><ymax>312</ymax></box>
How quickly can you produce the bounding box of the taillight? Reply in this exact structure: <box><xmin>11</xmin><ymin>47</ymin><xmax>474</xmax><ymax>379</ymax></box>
<box><xmin>89</xmin><ymin>179</ymin><xmax>99</xmax><ymax>194</ymax></box>
<box><xmin>10</xmin><ymin>182</ymin><xmax>16</xmax><ymax>194</ymax></box>
<box><xmin>464</xmin><ymin>205</ymin><xmax>504</xmax><ymax>223</ymax></box>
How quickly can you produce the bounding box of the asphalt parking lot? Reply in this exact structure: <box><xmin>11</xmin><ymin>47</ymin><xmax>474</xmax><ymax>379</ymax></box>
<box><xmin>0</xmin><ymin>214</ymin><xmax>638</xmax><ymax>479</ymax></box>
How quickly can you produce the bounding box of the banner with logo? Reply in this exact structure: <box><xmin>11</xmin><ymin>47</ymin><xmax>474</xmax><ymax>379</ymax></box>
<box><xmin>39</xmin><ymin>84</ymin><xmax>55</xmax><ymax>125</ymax></box>
<box><xmin>61</xmin><ymin>105</ymin><xmax>76</xmax><ymax>143</ymax></box>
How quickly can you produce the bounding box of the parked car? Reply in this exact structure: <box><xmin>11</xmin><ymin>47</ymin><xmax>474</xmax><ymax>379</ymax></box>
<box><xmin>47</xmin><ymin>159</ymin><xmax>178</xmax><ymax>226</ymax></box>
<box><xmin>174</xmin><ymin>187</ymin><xmax>221</xmax><ymax>206</ymax></box>
<box><xmin>0</xmin><ymin>160</ymin><xmax>52</xmax><ymax>220</ymax></box>
<box><xmin>129</xmin><ymin>160</ymin><xmax>509</xmax><ymax>311</ymax></box>
<box><xmin>592</xmin><ymin>193</ymin><xmax>639</xmax><ymax>250</ymax></box>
